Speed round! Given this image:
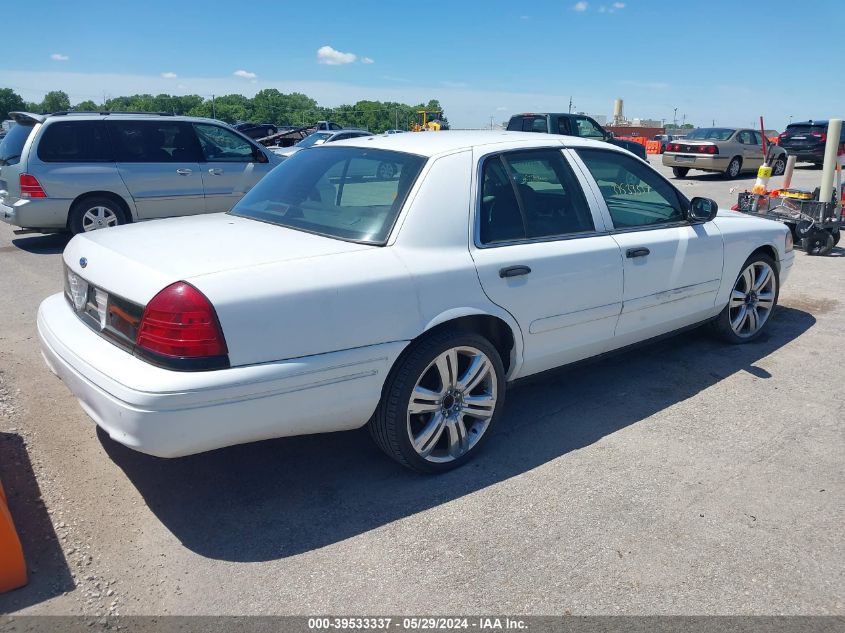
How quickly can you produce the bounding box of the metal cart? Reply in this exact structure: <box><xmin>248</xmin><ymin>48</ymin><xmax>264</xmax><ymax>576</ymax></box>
<box><xmin>736</xmin><ymin>192</ymin><xmax>843</xmax><ymax>256</ymax></box>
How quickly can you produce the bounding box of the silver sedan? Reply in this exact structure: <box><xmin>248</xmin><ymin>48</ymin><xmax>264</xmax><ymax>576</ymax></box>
<box><xmin>662</xmin><ymin>127</ymin><xmax>787</xmax><ymax>179</ymax></box>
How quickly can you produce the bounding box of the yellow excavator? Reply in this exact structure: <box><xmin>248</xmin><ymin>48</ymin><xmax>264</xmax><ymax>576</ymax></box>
<box><xmin>410</xmin><ymin>109</ymin><xmax>445</xmax><ymax>132</ymax></box>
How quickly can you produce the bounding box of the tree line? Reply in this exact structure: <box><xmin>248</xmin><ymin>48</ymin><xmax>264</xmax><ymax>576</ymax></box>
<box><xmin>0</xmin><ymin>88</ymin><xmax>448</xmax><ymax>134</ymax></box>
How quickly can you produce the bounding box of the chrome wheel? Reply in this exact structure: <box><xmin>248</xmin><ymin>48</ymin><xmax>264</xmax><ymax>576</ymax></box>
<box><xmin>81</xmin><ymin>206</ymin><xmax>119</xmax><ymax>231</ymax></box>
<box><xmin>729</xmin><ymin>261</ymin><xmax>776</xmax><ymax>338</ymax></box>
<box><xmin>772</xmin><ymin>157</ymin><xmax>786</xmax><ymax>176</ymax></box>
<box><xmin>407</xmin><ymin>346</ymin><xmax>497</xmax><ymax>463</ymax></box>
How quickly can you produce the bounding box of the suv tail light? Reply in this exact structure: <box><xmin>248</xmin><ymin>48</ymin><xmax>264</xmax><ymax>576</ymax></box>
<box><xmin>19</xmin><ymin>174</ymin><xmax>46</xmax><ymax>198</ymax></box>
<box><xmin>136</xmin><ymin>282</ymin><xmax>229</xmax><ymax>371</ymax></box>
<box><xmin>812</xmin><ymin>132</ymin><xmax>827</xmax><ymax>142</ymax></box>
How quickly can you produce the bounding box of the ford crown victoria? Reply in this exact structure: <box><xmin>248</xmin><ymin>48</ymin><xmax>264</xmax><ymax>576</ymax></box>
<box><xmin>38</xmin><ymin>131</ymin><xmax>794</xmax><ymax>472</ymax></box>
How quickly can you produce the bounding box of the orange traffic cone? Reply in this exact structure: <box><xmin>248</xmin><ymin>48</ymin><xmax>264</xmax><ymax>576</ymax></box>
<box><xmin>0</xmin><ymin>479</ymin><xmax>27</xmax><ymax>592</ymax></box>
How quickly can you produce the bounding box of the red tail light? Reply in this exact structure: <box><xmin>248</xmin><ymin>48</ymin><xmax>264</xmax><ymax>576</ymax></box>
<box><xmin>701</xmin><ymin>145</ymin><xmax>718</xmax><ymax>155</ymax></box>
<box><xmin>812</xmin><ymin>132</ymin><xmax>827</xmax><ymax>142</ymax></box>
<box><xmin>136</xmin><ymin>282</ymin><xmax>228</xmax><ymax>370</ymax></box>
<box><xmin>667</xmin><ymin>143</ymin><xmax>677</xmax><ymax>152</ymax></box>
<box><xmin>19</xmin><ymin>173</ymin><xmax>47</xmax><ymax>198</ymax></box>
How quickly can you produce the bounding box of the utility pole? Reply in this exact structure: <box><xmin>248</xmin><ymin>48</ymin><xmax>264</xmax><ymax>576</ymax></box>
<box><xmin>568</xmin><ymin>96</ymin><xmax>573</xmax><ymax>113</ymax></box>
<box><xmin>712</xmin><ymin>119</ymin><xmax>715</xmax><ymax>127</ymax></box>
<box><xmin>673</xmin><ymin>107</ymin><xmax>678</xmax><ymax>127</ymax></box>
<box><xmin>395</xmin><ymin>109</ymin><xmax>399</xmax><ymax>130</ymax></box>
<box><xmin>490</xmin><ymin>116</ymin><xmax>495</xmax><ymax>130</ymax></box>
<box><xmin>682</xmin><ymin>113</ymin><xmax>686</xmax><ymax>126</ymax></box>
<box><xmin>211</xmin><ymin>94</ymin><xmax>216</xmax><ymax>120</ymax></box>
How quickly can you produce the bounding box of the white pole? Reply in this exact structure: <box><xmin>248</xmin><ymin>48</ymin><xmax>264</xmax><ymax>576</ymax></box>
<box><xmin>782</xmin><ymin>155</ymin><xmax>797</xmax><ymax>189</ymax></box>
<box><xmin>819</xmin><ymin>118</ymin><xmax>842</xmax><ymax>203</ymax></box>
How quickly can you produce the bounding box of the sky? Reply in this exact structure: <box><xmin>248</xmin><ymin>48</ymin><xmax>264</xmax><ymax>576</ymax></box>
<box><xmin>2</xmin><ymin>0</ymin><xmax>843</xmax><ymax>130</ymax></box>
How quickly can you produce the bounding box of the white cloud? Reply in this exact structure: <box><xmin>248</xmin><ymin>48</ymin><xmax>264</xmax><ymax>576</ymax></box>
<box><xmin>317</xmin><ymin>45</ymin><xmax>357</xmax><ymax>65</ymax></box>
<box><xmin>573</xmin><ymin>1</ymin><xmax>588</xmax><ymax>11</ymax></box>
<box><xmin>50</xmin><ymin>53</ymin><xmax>69</xmax><ymax>61</ymax></box>
<box><xmin>233</xmin><ymin>69</ymin><xmax>257</xmax><ymax>79</ymax></box>
<box><xmin>161</xmin><ymin>72</ymin><xmax>178</xmax><ymax>79</ymax></box>
<box><xmin>360</xmin><ymin>57</ymin><xmax>375</xmax><ymax>64</ymax></box>
<box><xmin>612</xmin><ymin>2</ymin><xmax>625</xmax><ymax>8</ymax></box>
<box><xmin>496</xmin><ymin>106</ymin><xmax>509</xmax><ymax>111</ymax></box>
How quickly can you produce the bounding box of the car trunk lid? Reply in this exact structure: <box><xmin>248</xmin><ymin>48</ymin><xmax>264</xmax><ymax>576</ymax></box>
<box><xmin>63</xmin><ymin>212</ymin><xmax>375</xmax><ymax>304</ymax></box>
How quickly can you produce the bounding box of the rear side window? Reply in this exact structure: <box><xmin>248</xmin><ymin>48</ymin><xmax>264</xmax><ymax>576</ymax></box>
<box><xmin>479</xmin><ymin>149</ymin><xmax>594</xmax><ymax>245</ymax></box>
<box><xmin>107</xmin><ymin>121</ymin><xmax>201</xmax><ymax>162</ymax></box>
<box><xmin>0</xmin><ymin>123</ymin><xmax>35</xmax><ymax>166</ymax></box>
<box><xmin>38</xmin><ymin>121</ymin><xmax>112</xmax><ymax>162</ymax></box>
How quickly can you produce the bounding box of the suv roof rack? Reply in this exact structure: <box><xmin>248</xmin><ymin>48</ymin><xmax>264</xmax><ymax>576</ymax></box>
<box><xmin>49</xmin><ymin>111</ymin><xmax>176</xmax><ymax>117</ymax></box>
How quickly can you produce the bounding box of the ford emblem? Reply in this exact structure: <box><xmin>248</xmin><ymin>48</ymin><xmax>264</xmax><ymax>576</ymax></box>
<box><xmin>80</xmin><ymin>257</ymin><xmax>88</xmax><ymax>268</ymax></box>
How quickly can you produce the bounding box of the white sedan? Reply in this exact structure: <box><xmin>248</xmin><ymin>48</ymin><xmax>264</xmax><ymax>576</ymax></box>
<box><xmin>38</xmin><ymin>131</ymin><xmax>794</xmax><ymax>472</ymax></box>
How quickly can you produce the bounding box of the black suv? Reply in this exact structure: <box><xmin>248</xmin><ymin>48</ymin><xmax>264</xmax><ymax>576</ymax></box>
<box><xmin>506</xmin><ymin>113</ymin><xmax>648</xmax><ymax>160</ymax></box>
<box><xmin>778</xmin><ymin>120</ymin><xmax>845</xmax><ymax>166</ymax></box>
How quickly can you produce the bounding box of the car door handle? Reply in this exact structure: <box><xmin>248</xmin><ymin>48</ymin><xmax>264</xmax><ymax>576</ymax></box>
<box><xmin>176</xmin><ymin>168</ymin><xmax>193</xmax><ymax>176</ymax></box>
<box><xmin>626</xmin><ymin>247</ymin><xmax>650</xmax><ymax>258</ymax></box>
<box><xmin>499</xmin><ymin>265</ymin><xmax>532</xmax><ymax>278</ymax></box>
<box><xmin>208</xmin><ymin>168</ymin><xmax>224</xmax><ymax>176</ymax></box>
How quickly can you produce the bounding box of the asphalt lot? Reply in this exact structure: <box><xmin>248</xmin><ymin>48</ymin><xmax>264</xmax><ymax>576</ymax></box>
<box><xmin>0</xmin><ymin>156</ymin><xmax>842</xmax><ymax>616</ymax></box>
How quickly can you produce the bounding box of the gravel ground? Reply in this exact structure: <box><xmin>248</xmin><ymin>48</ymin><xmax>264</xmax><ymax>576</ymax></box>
<box><xmin>0</xmin><ymin>158</ymin><xmax>842</xmax><ymax>616</ymax></box>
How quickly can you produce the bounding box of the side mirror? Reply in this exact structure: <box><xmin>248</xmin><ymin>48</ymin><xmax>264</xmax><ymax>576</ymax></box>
<box><xmin>687</xmin><ymin>197</ymin><xmax>718</xmax><ymax>223</ymax></box>
<box><xmin>254</xmin><ymin>147</ymin><xmax>269</xmax><ymax>164</ymax></box>
<box><xmin>605</xmin><ymin>131</ymin><xmax>614</xmax><ymax>139</ymax></box>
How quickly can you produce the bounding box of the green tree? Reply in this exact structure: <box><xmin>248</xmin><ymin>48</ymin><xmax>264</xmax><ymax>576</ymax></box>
<box><xmin>74</xmin><ymin>99</ymin><xmax>100</xmax><ymax>111</ymax></box>
<box><xmin>0</xmin><ymin>88</ymin><xmax>25</xmax><ymax>120</ymax></box>
<box><xmin>41</xmin><ymin>90</ymin><xmax>71</xmax><ymax>113</ymax></box>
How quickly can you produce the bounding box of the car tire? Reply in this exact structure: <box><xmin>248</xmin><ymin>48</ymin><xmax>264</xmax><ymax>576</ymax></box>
<box><xmin>803</xmin><ymin>231</ymin><xmax>835</xmax><ymax>256</ymax></box>
<box><xmin>672</xmin><ymin>167</ymin><xmax>690</xmax><ymax>178</ymax></box>
<box><xmin>376</xmin><ymin>162</ymin><xmax>396</xmax><ymax>180</ymax></box>
<box><xmin>712</xmin><ymin>252</ymin><xmax>779</xmax><ymax>344</ymax></box>
<box><xmin>69</xmin><ymin>196</ymin><xmax>128</xmax><ymax>235</ymax></box>
<box><xmin>831</xmin><ymin>227</ymin><xmax>841</xmax><ymax>247</ymax></box>
<box><xmin>369</xmin><ymin>328</ymin><xmax>506</xmax><ymax>473</ymax></box>
<box><xmin>723</xmin><ymin>157</ymin><xmax>742</xmax><ymax>179</ymax></box>
<box><xmin>772</xmin><ymin>156</ymin><xmax>787</xmax><ymax>176</ymax></box>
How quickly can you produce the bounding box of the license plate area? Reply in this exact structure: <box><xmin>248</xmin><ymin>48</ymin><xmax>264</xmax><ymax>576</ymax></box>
<box><xmin>675</xmin><ymin>155</ymin><xmax>696</xmax><ymax>163</ymax></box>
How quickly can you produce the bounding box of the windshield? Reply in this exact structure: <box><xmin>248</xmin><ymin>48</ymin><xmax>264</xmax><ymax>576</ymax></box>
<box><xmin>0</xmin><ymin>123</ymin><xmax>34</xmax><ymax>165</ymax></box>
<box><xmin>296</xmin><ymin>132</ymin><xmax>333</xmax><ymax>148</ymax></box>
<box><xmin>230</xmin><ymin>146</ymin><xmax>426</xmax><ymax>244</ymax></box>
<box><xmin>785</xmin><ymin>124</ymin><xmax>826</xmax><ymax>135</ymax></box>
<box><xmin>685</xmin><ymin>128</ymin><xmax>735</xmax><ymax>141</ymax></box>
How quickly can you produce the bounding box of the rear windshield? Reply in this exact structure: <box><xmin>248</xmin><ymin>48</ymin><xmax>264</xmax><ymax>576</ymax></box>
<box><xmin>296</xmin><ymin>132</ymin><xmax>333</xmax><ymax>148</ymax></box>
<box><xmin>685</xmin><ymin>128</ymin><xmax>735</xmax><ymax>141</ymax></box>
<box><xmin>785</xmin><ymin>124</ymin><xmax>826</xmax><ymax>135</ymax></box>
<box><xmin>0</xmin><ymin>123</ymin><xmax>35</xmax><ymax>166</ymax></box>
<box><xmin>230</xmin><ymin>146</ymin><xmax>426</xmax><ymax>244</ymax></box>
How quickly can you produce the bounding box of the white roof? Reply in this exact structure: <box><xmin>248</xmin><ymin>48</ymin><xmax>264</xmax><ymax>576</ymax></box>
<box><xmin>328</xmin><ymin>130</ymin><xmax>612</xmax><ymax>157</ymax></box>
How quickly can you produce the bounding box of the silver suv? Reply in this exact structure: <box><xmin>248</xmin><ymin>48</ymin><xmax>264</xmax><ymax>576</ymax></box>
<box><xmin>0</xmin><ymin>111</ymin><xmax>282</xmax><ymax>234</ymax></box>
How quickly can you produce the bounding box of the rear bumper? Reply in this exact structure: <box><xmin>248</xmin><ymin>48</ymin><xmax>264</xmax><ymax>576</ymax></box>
<box><xmin>662</xmin><ymin>153</ymin><xmax>730</xmax><ymax>172</ymax></box>
<box><xmin>0</xmin><ymin>197</ymin><xmax>71</xmax><ymax>230</ymax></box>
<box><xmin>37</xmin><ymin>292</ymin><xmax>406</xmax><ymax>458</ymax></box>
<box><xmin>781</xmin><ymin>148</ymin><xmax>825</xmax><ymax>163</ymax></box>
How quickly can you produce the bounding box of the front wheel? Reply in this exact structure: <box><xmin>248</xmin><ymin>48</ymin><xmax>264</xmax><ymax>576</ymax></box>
<box><xmin>712</xmin><ymin>253</ymin><xmax>779</xmax><ymax>343</ymax></box>
<box><xmin>803</xmin><ymin>230</ymin><xmax>835</xmax><ymax>256</ymax></box>
<box><xmin>672</xmin><ymin>167</ymin><xmax>690</xmax><ymax>178</ymax></box>
<box><xmin>369</xmin><ymin>329</ymin><xmax>506</xmax><ymax>473</ymax></box>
